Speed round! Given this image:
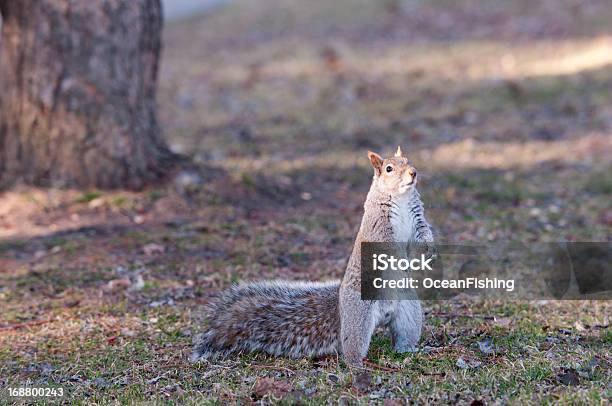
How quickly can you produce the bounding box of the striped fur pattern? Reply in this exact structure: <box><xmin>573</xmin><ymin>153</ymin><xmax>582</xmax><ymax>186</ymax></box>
<box><xmin>391</xmin><ymin>188</ymin><xmax>433</xmax><ymax>244</ymax></box>
<box><xmin>190</xmin><ymin>280</ymin><xmax>340</xmax><ymax>361</ymax></box>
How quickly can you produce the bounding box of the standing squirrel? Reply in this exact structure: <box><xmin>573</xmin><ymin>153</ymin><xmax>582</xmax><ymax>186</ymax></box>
<box><xmin>191</xmin><ymin>147</ymin><xmax>434</xmax><ymax>367</ymax></box>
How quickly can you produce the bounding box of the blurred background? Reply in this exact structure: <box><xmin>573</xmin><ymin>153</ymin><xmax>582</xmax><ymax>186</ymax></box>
<box><xmin>0</xmin><ymin>0</ymin><xmax>610</xmax><ymax>403</ymax></box>
<box><xmin>3</xmin><ymin>0</ymin><xmax>610</xmax><ymax>242</ymax></box>
<box><xmin>158</xmin><ymin>0</ymin><xmax>611</xmax><ymax>245</ymax></box>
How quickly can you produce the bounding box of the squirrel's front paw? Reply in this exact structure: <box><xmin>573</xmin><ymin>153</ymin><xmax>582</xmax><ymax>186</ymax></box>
<box><xmin>425</xmin><ymin>244</ymin><xmax>438</xmax><ymax>261</ymax></box>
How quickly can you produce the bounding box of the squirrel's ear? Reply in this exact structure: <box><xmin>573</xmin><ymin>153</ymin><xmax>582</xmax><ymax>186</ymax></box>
<box><xmin>367</xmin><ymin>151</ymin><xmax>383</xmax><ymax>175</ymax></box>
<box><xmin>395</xmin><ymin>145</ymin><xmax>403</xmax><ymax>157</ymax></box>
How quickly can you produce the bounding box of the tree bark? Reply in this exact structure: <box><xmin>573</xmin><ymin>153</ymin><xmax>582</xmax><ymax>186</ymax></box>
<box><xmin>0</xmin><ymin>0</ymin><xmax>178</xmax><ymax>189</ymax></box>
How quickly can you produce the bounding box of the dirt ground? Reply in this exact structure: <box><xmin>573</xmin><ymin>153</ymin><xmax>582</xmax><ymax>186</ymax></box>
<box><xmin>1</xmin><ymin>0</ymin><xmax>611</xmax><ymax>404</ymax></box>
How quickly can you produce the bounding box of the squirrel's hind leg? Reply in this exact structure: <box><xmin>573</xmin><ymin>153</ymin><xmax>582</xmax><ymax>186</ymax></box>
<box><xmin>339</xmin><ymin>289</ymin><xmax>376</xmax><ymax>367</ymax></box>
<box><xmin>390</xmin><ymin>300</ymin><xmax>422</xmax><ymax>353</ymax></box>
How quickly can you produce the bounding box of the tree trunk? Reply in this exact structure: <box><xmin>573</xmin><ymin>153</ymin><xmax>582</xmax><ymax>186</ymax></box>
<box><xmin>0</xmin><ymin>0</ymin><xmax>178</xmax><ymax>189</ymax></box>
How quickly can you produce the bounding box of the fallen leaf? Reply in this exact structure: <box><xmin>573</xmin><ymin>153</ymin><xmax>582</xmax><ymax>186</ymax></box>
<box><xmin>105</xmin><ymin>278</ymin><xmax>131</xmax><ymax>291</ymax></box>
<box><xmin>478</xmin><ymin>339</ymin><xmax>495</xmax><ymax>355</ymax></box>
<box><xmin>352</xmin><ymin>371</ymin><xmax>372</xmax><ymax>394</ymax></box>
<box><xmin>147</xmin><ymin>373</ymin><xmax>168</xmax><ymax>385</ymax></box>
<box><xmin>574</xmin><ymin>320</ymin><xmax>587</xmax><ymax>332</ymax></box>
<box><xmin>39</xmin><ymin>363</ymin><xmax>54</xmax><ymax>375</ymax></box>
<box><xmin>88</xmin><ymin>197</ymin><xmax>105</xmax><ymax>209</ymax></box>
<box><xmin>128</xmin><ymin>274</ymin><xmax>145</xmax><ymax>292</ymax></box>
<box><xmin>383</xmin><ymin>399</ymin><xmax>404</xmax><ymax>406</ymax></box>
<box><xmin>579</xmin><ymin>357</ymin><xmax>600</xmax><ymax>379</ymax></box>
<box><xmin>456</xmin><ymin>357</ymin><xmax>469</xmax><ymax>369</ymax></box>
<box><xmin>142</xmin><ymin>243</ymin><xmax>165</xmax><ymax>256</ymax></box>
<box><xmin>457</xmin><ymin>357</ymin><xmax>481</xmax><ymax>369</ymax></box>
<box><xmin>253</xmin><ymin>377</ymin><xmax>293</xmax><ymax>399</ymax></box>
<box><xmin>63</xmin><ymin>299</ymin><xmax>80</xmax><ymax>308</ymax></box>
<box><xmin>120</xmin><ymin>328</ymin><xmax>136</xmax><ymax>337</ymax></box>
<box><xmin>92</xmin><ymin>377</ymin><xmax>109</xmax><ymax>388</ymax></box>
<box><xmin>493</xmin><ymin>317</ymin><xmax>511</xmax><ymax>327</ymax></box>
<box><xmin>558</xmin><ymin>369</ymin><xmax>580</xmax><ymax>386</ymax></box>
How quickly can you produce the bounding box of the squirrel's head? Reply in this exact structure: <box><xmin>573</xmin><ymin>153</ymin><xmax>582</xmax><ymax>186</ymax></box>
<box><xmin>367</xmin><ymin>146</ymin><xmax>418</xmax><ymax>196</ymax></box>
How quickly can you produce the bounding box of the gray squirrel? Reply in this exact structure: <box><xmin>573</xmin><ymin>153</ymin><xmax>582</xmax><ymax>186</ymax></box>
<box><xmin>190</xmin><ymin>147</ymin><xmax>434</xmax><ymax>367</ymax></box>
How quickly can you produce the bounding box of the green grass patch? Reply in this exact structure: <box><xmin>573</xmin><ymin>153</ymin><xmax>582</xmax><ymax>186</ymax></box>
<box><xmin>75</xmin><ymin>191</ymin><xmax>103</xmax><ymax>203</ymax></box>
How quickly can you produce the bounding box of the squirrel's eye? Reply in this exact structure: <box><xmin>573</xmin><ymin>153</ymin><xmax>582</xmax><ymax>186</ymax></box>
<box><xmin>385</xmin><ymin>165</ymin><xmax>393</xmax><ymax>173</ymax></box>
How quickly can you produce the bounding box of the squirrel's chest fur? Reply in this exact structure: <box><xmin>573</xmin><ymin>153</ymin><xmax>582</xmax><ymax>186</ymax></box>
<box><xmin>390</xmin><ymin>194</ymin><xmax>415</xmax><ymax>242</ymax></box>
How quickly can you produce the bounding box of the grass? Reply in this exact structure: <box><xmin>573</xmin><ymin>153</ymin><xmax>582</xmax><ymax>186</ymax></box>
<box><xmin>585</xmin><ymin>169</ymin><xmax>612</xmax><ymax>195</ymax></box>
<box><xmin>75</xmin><ymin>191</ymin><xmax>103</xmax><ymax>204</ymax></box>
<box><xmin>0</xmin><ymin>299</ymin><xmax>595</xmax><ymax>404</ymax></box>
<box><xmin>1</xmin><ymin>0</ymin><xmax>612</xmax><ymax>404</ymax></box>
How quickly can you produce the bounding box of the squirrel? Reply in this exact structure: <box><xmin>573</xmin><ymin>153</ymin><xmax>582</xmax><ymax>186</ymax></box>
<box><xmin>190</xmin><ymin>146</ymin><xmax>434</xmax><ymax>367</ymax></box>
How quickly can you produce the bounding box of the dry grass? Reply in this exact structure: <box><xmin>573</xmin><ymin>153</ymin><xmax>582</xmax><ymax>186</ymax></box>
<box><xmin>1</xmin><ymin>0</ymin><xmax>611</xmax><ymax>404</ymax></box>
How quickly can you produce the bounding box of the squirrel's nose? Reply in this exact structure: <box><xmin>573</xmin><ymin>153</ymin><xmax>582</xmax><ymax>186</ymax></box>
<box><xmin>408</xmin><ymin>168</ymin><xmax>417</xmax><ymax>178</ymax></box>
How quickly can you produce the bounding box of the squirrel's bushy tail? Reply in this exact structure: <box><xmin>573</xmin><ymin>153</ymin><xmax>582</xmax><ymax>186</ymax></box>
<box><xmin>190</xmin><ymin>280</ymin><xmax>341</xmax><ymax>361</ymax></box>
